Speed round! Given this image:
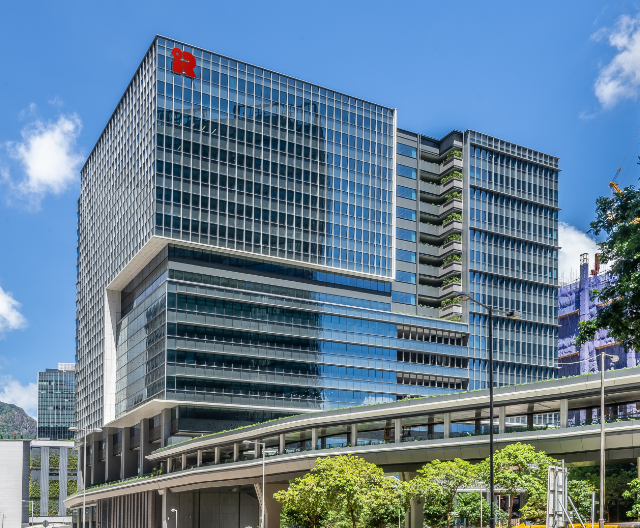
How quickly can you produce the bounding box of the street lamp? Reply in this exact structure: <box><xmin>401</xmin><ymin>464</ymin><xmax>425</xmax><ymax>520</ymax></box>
<box><xmin>457</xmin><ymin>292</ymin><xmax>521</xmax><ymax>528</ymax></box>
<box><xmin>69</xmin><ymin>426</ymin><xmax>102</xmax><ymax>528</ymax></box>
<box><xmin>598</xmin><ymin>351</ymin><xmax>619</xmax><ymax>528</ymax></box>
<box><xmin>243</xmin><ymin>440</ymin><xmax>278</xmax><ymax>528</ymax></box>
<box><xmin>171</xmin><ymin>508</ymin><xmax>178</xmax><ymax>528</ymax></box>
<box><xmin>21</xmin><ymin>500</ymin><xmax>33</xmax><ymax>526</ymax></box>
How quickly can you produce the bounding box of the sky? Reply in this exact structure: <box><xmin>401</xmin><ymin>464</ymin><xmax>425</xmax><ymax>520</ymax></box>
<box><xmin>1</xmin><ymin>0</ymin><xmax>640</xmax><ymax>416</ymax></box>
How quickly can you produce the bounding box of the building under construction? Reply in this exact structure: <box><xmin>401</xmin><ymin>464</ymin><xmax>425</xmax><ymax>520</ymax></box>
<box><xmin>558</xmin><ymin>253</ymin><xmax>636</xmax><ymax>377</ymax></box>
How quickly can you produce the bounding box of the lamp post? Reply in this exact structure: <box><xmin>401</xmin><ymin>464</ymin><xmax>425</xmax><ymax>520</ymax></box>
<box><xmin>69</xmin><ymin>426</ymin><xmax>102</xmax><ymax>528</ymax></box>
<box><xmin>171</xmin><ymin>508</ymin><xmax>178</xmax><ymax>528</ymax></box>
<box><xmin>457</xmin><ymin>292</ymin><xmax>521</xmax><ymax>528</ymax></box>
<box><xmin>243</xmin><ymin>440</ymin><xmax>278</xmax><ymax>528</ymax></box>
<box><xmin>598</xmin><ymin>351</ymin><xmax>619</xmax><ymax>528</ymax></box>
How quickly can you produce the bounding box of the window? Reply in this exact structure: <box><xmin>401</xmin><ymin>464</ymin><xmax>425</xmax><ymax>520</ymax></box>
<box><xmin>396</xmin><ymin>249</ymin><xmax>416</xmax><ymax>263</ymax></box>
<box><xmin>397</xmin><ymin>164</ymin><xmax>416</xmax><ymax>179</ymax></box>
<box><xmin>397</xmin><ymin>206</ymin><xmax>416</xmax><ymax>221</ymax></box>
<box><xmin>392</xmin><ymin>291</ymin><xmax>416</xmax><ymax>305</ymax></box>
<box><xmin>396</xmin><ymin>270</ymin><xmax>416</xmax><ymax>284</ymax></box>
<box><xmin>397</xmin><ymin>185</ymin><xmax>416</xmax><ymax>200</ymax></box>
<box><xmin>397</xmin><ymin>143</ymin><xmax>417</xmax><ymax>158</ymax></box>
<box><xmin>396</xmin><ymin>227</ymin><xmax>416</xmax><ymax>242</ymax></box>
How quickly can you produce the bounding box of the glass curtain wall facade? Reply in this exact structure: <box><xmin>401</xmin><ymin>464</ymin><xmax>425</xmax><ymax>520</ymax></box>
<box><xmin>37</xmin><ymin>366</ymin><xmax>76</xmax><ymax>441</ymax></box>
<box><xmin>80</xmin><ymin>35</ymin><xmax>472</xmax><ymax>439</ymax></box>
<box><xmin>390</xmin><ymin>129</ymin><xmax>560</xmax><ymax>390</ymax></box>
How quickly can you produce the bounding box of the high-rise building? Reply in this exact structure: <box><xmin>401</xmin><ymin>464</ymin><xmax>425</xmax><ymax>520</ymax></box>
<box><xmin>37</xmin><ymin>363</ymin><xmax>76</xmax><ymax>441</ymax></box>
<box><xmin>390</xmin><ymin>129</ymin><xmax>560</xmax><ymax>388</ymax></box>
<box><xmin>75</xmin><ymin>37</ymin><xmax>559</xmax><ymax>484</ymax></box>
<box><xmin>558</xmin><ymin>253</ymin><xmax>636</xmax><ymax>377</ymax></box>
<box><xmin>75</xmin><ymin>36</ymin><xmax>470</xmax><ymax>447</ymax></box>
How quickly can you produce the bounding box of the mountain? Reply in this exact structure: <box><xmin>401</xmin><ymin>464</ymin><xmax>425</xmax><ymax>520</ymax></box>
<box><xmin>0</xmin><ymin>401</ymin><xmax>37</xmax><ymax>438</ymax></box>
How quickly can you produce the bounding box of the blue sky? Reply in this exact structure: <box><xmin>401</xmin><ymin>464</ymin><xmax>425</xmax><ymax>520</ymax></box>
<box><xmin>1</xmin><ymin>0</ymin><xmax>639</xmax><ymax>415</ymax></box>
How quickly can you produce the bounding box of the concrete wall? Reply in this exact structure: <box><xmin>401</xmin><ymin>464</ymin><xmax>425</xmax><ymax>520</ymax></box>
<box><xmin>167</xmin><ymin>490</ymin><xmax>258</xmax><ymax>528</ymax></box>
<box><xmin>0</xmin><ymin>441</ymin><xmax>29</xmax><ymax>528</ymax></box>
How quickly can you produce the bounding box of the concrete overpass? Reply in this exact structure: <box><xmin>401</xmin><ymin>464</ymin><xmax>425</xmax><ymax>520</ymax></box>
<box><xmin>65</xmin><ymin>367</ymin><xmax>640</xmax><ymax>528</ymax></box>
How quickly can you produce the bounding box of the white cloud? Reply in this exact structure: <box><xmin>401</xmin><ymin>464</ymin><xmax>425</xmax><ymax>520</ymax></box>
<box><xmin>0</xmin><ymin>375</ymin><xmax>38</xmax><ymax>418</ymax></box>
<box><xmin>558</xmin><ymin>222</ymin><xmax>599</xmax><ymax>284</ymax></box>
<box><xmin>593</xmin><ymin>14</ymin><xmax>640</xmax><ymax>109</ymax></box>
<box><xmin>4</xmin><ymin>113</ymin><xmax>83</xmax><ymax>207</ymax></box>
<box><xmin>0</xmin><ymin>286</ymin><xmax>27</xmax><ymax>334</ymax></box>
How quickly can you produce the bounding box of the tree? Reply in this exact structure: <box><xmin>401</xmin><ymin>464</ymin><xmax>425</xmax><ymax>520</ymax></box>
<box><xmin>414</xmin><ymin>459</ymin><xmax>478</xmax><ymax>528</ymax></box>
<box><xmin>455</xmin><ymin>492</ymin><xmax>510</xmax><ymax>527</ymax></box>
<box><xmin>274</xmin><ymin>455</ymin><xmax>406</xmax><ymax>528</ymax></box>
<box><xmin>571</xmin><ymin>463</ymin><xmax>636</xmax><ymax>521</ymax></box>
<box><xmin>575</xmin><ymin>184</ymin><xmax>640</xmax><ymax>351</ymax></box>
<box><xmin>480</xmin><ymin>443</ymin><xmax>556</xmax><ymax>526</ymax></box>
<box><xmin>361</xmin><ymin>477</ymin><xmax>409</xmax><ymax>528</ymax></box>
<box><xmin>274</xmin><ymin>473</ymin><xmax>329</xmax><ymax>528</ymax></box>
<box><xmin>623</xmin><ymin>478</ymin><xmax>640</xmax><ymax>520</ymax></box>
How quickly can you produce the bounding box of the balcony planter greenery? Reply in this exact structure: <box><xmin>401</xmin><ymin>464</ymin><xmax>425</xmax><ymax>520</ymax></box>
<box><xmin>443</xmin><ymin>233</ymin><xmax>461</xmax><ymax>244</ymax></box>
<box><xmin>443</xmin><ymin>149</ymin><xmax>462</xmax><ymax>163</ymax></box>
<box><xmin>442</xmin><ymin>276</ymin><xmax>461</xmax><ymax>286</ymax></box>
<box><xmin>49</xmin><ymin>481</ymin><xmax>59</xmax><ymax>498</ymax></box>
<box><xmin>441</xmin><ymin>298</ymin><xmax>461</xmax><ymax>308</ymax></box>
<box><xmin>440</xmin><ymin>171</ymin><xmax>462</xmax><ymax>185</ymax></box>
<box><xmin>442</xmin><ymin>212</ymin><xmax>462</xmax><ymax>225</ymax></box>
<box><xmin>49</xmin><ymin>452</ymin><xmax>60</xmax><ymax>469</ymax></box>
<box><xmin>443</xmin><ymin>191</ymin><xmax>462</xmax><ymax>203</ymax></box>
<box><xmin>29</xmin><ymin>478</ymin><xmax>40</xmax><ymax>499</ymax></box>
<box><xmin>442</xmin><ymin>254</ymin><xmax>462</xmax><ymax>266</ymax></box>
<box><xmin>68</xmin><ymin>479</ymin><xmax>78</xmax><ymax>495</ymax></box>
<box><xmin>68</xmin><ymin>453</ymin><xmax>78</xmax><ymax>469</ymax></box>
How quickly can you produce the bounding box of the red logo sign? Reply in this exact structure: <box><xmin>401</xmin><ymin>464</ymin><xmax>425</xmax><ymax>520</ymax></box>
<box><xmin>171</xmin><ymin>48</ymin><xmax>196</xmax><ymax>79</ymax></box>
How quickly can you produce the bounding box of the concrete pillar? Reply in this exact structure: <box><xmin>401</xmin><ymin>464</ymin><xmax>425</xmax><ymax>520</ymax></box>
<box><xmin>121</xmin><ymin>427</ymin><xmax>137</xmax><ymax>479</ymax></box>
<box><xmin>160</xmin><ymin>408</ymin><xmax>172</xmax><ymax>448</ymax></box>
<box><xmin>264</xmin><ymin>484</ymin><xmax>289</xmax><ymax>528</ymax></box>
<box><xmin>311</xmin><ymin>428</ymin><xmax>318</xmax><ymax>450</ymax></box>
<box><xmin>350</xmin><ymin>424</ymin><xmax>358</xmax><ymax>446</ymax></box>
<box><xmin>105</xmin><ymin>428</ymin><xmax>120</xmax><ymax>482</ymax></box>
<box><xmin>166</xmin><ymin>458</ymin><xmax>172</xmax><ymax>474</ymax></box>
<box><xmin>279</xmin><ymin>434</ymin><xmax>285</xmax><ymax>454</ymax></box>
<box><xmin>161</xmin><ymin>490</ymin><xmax>167</xmax><ymax>528</ymax></box>
<box><xmin>394</xmin><ymin>418</ymin><xmax>402</xmax><ymax>443</ymax></box>
<box><xmin>140</xmin><ymin>419</ymin><xmax>154</xmax><ymax>476</ymax></box>
<box><xmin>560</xmin><ymin>399</ymin><xmax>569</xmax><ymax>428</ymax></box>
<box><xmin>92</xmin><ymin>436</ymin><xmax>105</xmax><ymax>485</ymax></box>
<box><xmin>214</xmin><ymin>447</ymin><xmax>220</xmax><ymax>464</ymax></box>
<box><xmin>197</xmin><ymin>450</ymin><xmax>202</xmax><ymax>467</ymax></box>
<box><xmin>181</xmin><ymin>453</ymin><xmax>186</xmax><ymax>470</ymax></box>
<box><xmin>444</xmin><ymin>413</ymin><xmax>451</xmax><ymax>439</ymax></box>
<box><xmin>527</xmin><ymin>413</ymin><xmax>534</xmax><ymax>429</ymax></box>
<box><xmin>499</xmin><ymin>407</ymin><xmax>506</xmax><ymax>435</ymax></box>
<box><xmin>78</xmin><ymin>445</ymin><xmax>85</xmax><ymax>491</ymax></box>
<box><xmin>233</xmin><ymin>443</ymin><xmax>239</xmax><ymax>462</ymax></box>
<box><xmin>408</xmin><ymin>497</ymin><xmax>423</xmax><ymax>528</ymax></box>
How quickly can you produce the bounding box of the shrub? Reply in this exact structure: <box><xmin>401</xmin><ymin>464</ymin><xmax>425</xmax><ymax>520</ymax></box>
<box><xmin>442</xmin><ymin>277</ymin><xmax>461</xmax><ymax>286</ymax></box>
<box><xmin>443</xmin><ymin>149</ymin><xmax>462</xmax><ymax>162</ymax></box>
<box><xmin>442</xmin><ymin>212</ymin><xmax>462</xmax><ymax>225</ymax></box>
<box><xmin>67</xmin><ymin>452</ymin><xmax>78</xmax><ymax>470</ymax></box>
<box><xmin>67</xmin><ymin>479</ymin><xmax>78</xmax><ymax>495</ymax></box>
<box><xmin>29</xmin><ymin>478</ymin><xmax>40</xmax><ymax>499</ymax></box>
<box><xmin>442</xmin><ymin>254</ymin><xmax>462</xmax><ymax>266</ymax></box>
<box><xmin>441</xmin><ymin>298</ymin><xmax>461</xmax><ymax>308</ymax></box>
<box><xmin>443</xmin><ymin>233</ymin><xmax>461</xmax><ymax>244</ymax></box>
<box><xmin>440</xmin><ymin>171</ymin><xmax>462</xmax><ymax>185</ymax></box>
<box><xmin>444</xmin><ymin>191</ymin><xmax>462</xmax><ymax>202</ymax></box>
<box><xmin>49</xmin><ymin>481</ymin><xmax>60</xmax><ymax>498</ymax></box>
<box><xmin>30</xmin><ymin>455</ymin><xmax>41</xmax><ymax>469</ymax></box>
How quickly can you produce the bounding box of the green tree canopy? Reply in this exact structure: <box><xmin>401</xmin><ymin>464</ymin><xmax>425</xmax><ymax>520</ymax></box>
<box><xmin>414</xmin><ymin>459</ymin><xmax>478</xmax><ymax>528</ymax></box>
<box><xmin>455</xmin><ymin>492</ymin><xmax>508</xmax><ymax>527</ymax></box>
<box><xmin>480</xmin><ymin>443</ymin><xmax>556</xmax><ymax>525</ymax></box>
<box><xmin>575</xmin><ymin>184</ymin><xmax>640</xmax><ymax>350</ymax></box>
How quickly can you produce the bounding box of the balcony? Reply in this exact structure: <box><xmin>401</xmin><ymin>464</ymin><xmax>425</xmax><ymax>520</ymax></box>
<box><xmin>439</xmin><ymin>220</ymin><xmax>462</xmax><ymax>236</ymax></box>
<box><xmin>441</xmin><ymin>176</ymin><xmax>463</xmax><ymax>194</ymax></box>
<box><xmin>441</xmin><ymin>199</ymin><xmax>462</xmax><ymax>216</ymax></box>
<box><xmin>439</xmin><ymin>281</ymin><xmax>462</xmax><ymax>298</ymax></box>
<box><xmin>440</xmin><ymin>156</ymin><xmax>463</xmax><ymax>174</ymax></box>
<box><xmin>439</xmin><ymin>260</ymin><xmax>462</xmax><ymax>277</ymax></box>
<box><xmin>439</xmin><ymin>240</ymin><xmax>462</xmax><ymax>256</ymax></box>
<box><xmin>149</xmin><ymin>425</ymin><xmax>162</xmax><ymax>443</ymax></box>
<box><xmin>439</xmin><ymin>302</ymin><xmax>462</xmax><ymax>320</ymax></box>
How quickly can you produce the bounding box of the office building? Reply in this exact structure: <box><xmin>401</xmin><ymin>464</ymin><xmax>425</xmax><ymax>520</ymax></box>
<box><xmin>0</xmin><ymin>438</ymin><xmax>76</xmax><ymax>528</ymax></box>
<box><xmin>558</xmin><ymin>253</ymin><xmax>636</xmax><ymax>377</ymax></box>
<box><xmin>74</xmin><ymin>35</ymin><xmax>558</xmax><ymax>485</ymax></box>
<box><xmin>390</xmin><ymin>129</ymin><xmax>560</xmax><ymax>389</ymax></box>
<box><xmin>38</xmin><ymin>363</ymin><xmax>76</xmax><ymax>441</ymax></box>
